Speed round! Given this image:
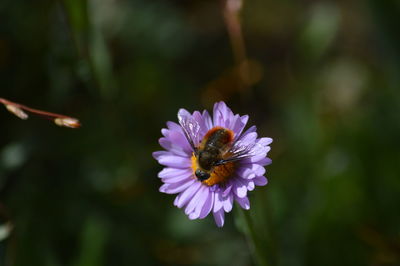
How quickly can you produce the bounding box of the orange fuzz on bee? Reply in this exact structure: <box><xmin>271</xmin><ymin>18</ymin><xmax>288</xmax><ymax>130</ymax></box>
<box><xmin>191</xmin><ymin>154</ymin><xmax>235</xmax><ymax>186</ymax></box>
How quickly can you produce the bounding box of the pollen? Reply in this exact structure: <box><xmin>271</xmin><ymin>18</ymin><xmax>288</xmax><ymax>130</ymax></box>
<box><xmin>191</xmin><ymin>154</ymin><xmax>235</xmax><ymax>186</ymax></box>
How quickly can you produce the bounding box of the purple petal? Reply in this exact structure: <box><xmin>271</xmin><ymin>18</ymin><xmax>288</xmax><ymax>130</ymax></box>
<box><xmin>161</xmin><ymin>173</ymin><xmax>193</xmax><ymax>184</ymax></box>
<box><xmin>213</xmin><ymin>102</ymin><xmax>224</xmax><ymax>127</ymax></box>
<box><xmin>161</xmin><ymin>128</ymin><xmax>169</xmax><ymax>137</ymax></box>
<box><xmin>232</xmin><ymin>115</ymin><xmax>249</xmax><ymax>139</ymax></box>
<box><xmin>247</xmin><ymin>181</ymin><xmax>255</xmax><ymax>191</ymax></box>
<box><xmin>176</xmin><ymin>181</ymin><xmax>202</xmax><ymax>208</ymax></box>
<box><xmin>237</xmin><ymin>125</ymin><xmax>257</xmax><ymax>140</ymax></box>
<box><xmin>166</xmin><ymin>121</ymin><xmax>181</xmax><ymax>131</ymax></box>
<box><xmin>258</xmin><ymin>137</ymin><xmax>273</xmax><ymax>146</ymax></box>
<box><xmin>152</xmin><ymin>151</ymin><xmax>170</xmax><ymax>160</ymax></box>
<box><xmin>242</xmin><ymin>152</ymin><xmax>270</xmax><ymax>164</ymax></box>
<box><xmin>240</xmin><ymin>132</ymin><xmax>258</xmax><ymax>145</ymax></box>
<box><xmin>222</xmin><ymin>184</ymin><xmax>233</xmax><ymax>197</ymax></box>
<box><xmin>173</xmin><ymin>196</ymin><xmax>179</xmax><ymax>206</ymax></box>
<box><xmin>202</xmin><ymin>110</ymin><xmax>213</xmax><ymax>130</ymax></box>
<box><xmin>250</xmin><ymin>138</ymin><xmax>272</xmax><ymax>160</ymax></box>
<box><xmin>227</xmin><ymin>114</ymin><xmax>239</xmax><ymax>130</ymax></box>
<box><xmin>213</xmin><ymin>192</ymin><xmax>224</xmax><ymax>212</ymax></box>
<box><xmin>236</xmin><ymin>167</ymin><xmax>256</xmax><ymax>180</ymax></box>
<box><xmin>223</xmin><ymin>194</ymin><xmax>233</xmax><ymax>212</ymax></box>
<box><xmin>250</xmin><ymin>164</ymin><xmax>266</xmax><ymax>176</ymax></box>
<box><xmin>164</xmin><ymin>122</ymin><xmax>189</xmax><ymax>145</ymax></box>
<box><xmin>188</xmin><ymin>212</ymin><xmax>197</xmax><ymax>220</ymax></box>
<box><xmin>161</xmin><ymin>128</ymin><xmax>193</xmax><ymax>153</ymax></box>
<box><xmin>235</xmin><ymin>196</ymin><xmax>250</xmax><ymax>210</ymax></box>
<box><xmin>192</xmin><ymin>111</ymin><xmax>212</xmax><ymax>138</ymax></box>
<box><xmin>187</xmin><ymin>186</ymin><xmax>209</xmax><ymax>219</ymax></box>
<box><xmin>256</xmin><ymin>157</ymin><xmax>272</xmax><ymax>166</ymax></box>
<box><xmin>213</xmin><ymin>101</ymin><xmax>234</xmax><ymax>128</ymax></box>
<box><xmin>254</xmin><ymin>176</ymin><xmax>268</xmax><ymax>186</ymax></box>
<box><xmin>185</xmin><ymin>185</ymin><xmax>208</xmax><ymax>215</ymax></box>
<box><xmin>241</xmin><ymin>138</ymin><xmax>271</xmax><ymax>163</ymax></box>
<box><xmin>157</xmin><ymin>155</ymin><xmax>191</xmax><ymax>168</ymax></box>
<box><xmin>199</xmin><ymin>191</ymin><xmax>214</xmax><ymax>219</ymax></box>
<box><xmin>159</xmin><ymin>138</ymin><xmax>188</xmax><ymax>157</ymax></box>
<box><xmin>238</xmin><ymin>164</ymin><xmax>266</xmax><ymax>178</ymax></box>
<box><xmin>234</xmin><ymin>179</ymin><xmax>248</xmax><ymax>198</ymax></box>
<box><xmin>159</xmin><ymin>179</ymin><xmax>195</xmax><ymax>194</ymax></box>
<box><xmin>158</xmin><ymin>168</ymin><xmax>192</xmax><ymax>179</ymax></box>
<box><xmin>213</xmin><ymin>209</ymin><xmax>225</xmax><ymax>227</ymax></box>
<box><xmin>161</xmin><ymin>174</ymin><xmax>192</xmax><ymax>184</ymax></box>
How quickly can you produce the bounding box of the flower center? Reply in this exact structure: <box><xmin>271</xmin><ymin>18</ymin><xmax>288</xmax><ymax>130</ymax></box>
<box><xmin>191</xmin><ymin>154</ymin><xmax>235</xmax><ymax>186</ymax></box>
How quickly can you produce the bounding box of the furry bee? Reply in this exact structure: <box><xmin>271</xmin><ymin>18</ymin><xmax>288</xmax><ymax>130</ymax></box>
<box><xmin>178</xmin><ymin>111</ymin><xmax>259</xmax><ymax>182</ymax></box>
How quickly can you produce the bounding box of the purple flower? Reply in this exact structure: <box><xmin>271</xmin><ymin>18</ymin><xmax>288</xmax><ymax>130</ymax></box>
<box><xmin>153</xmin><ymin>102</ymin><xmax>272</xmax><ymax>227</ymax></box>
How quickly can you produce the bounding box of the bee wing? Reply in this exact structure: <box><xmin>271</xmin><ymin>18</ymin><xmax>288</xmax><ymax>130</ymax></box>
<box><xmin>215</xmin><ymin>140</ymin><xmax>265</xmax><ymax>165</ymax></box>
<box><xmin>177</xmin><ymin>109</ymin><xmax>200</xmax><ymax>153</ymax></box>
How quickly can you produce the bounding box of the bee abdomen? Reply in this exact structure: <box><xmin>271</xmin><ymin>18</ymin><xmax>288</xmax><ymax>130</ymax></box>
<box><xmin>204</xmin><ymin>127</ymin><xmax>233</xmax><ymax>149</ymax></box>
<box><xmin>197</xmin><ymin>127</ymin><xmax>234</xmax><ymax>171</ymax></box>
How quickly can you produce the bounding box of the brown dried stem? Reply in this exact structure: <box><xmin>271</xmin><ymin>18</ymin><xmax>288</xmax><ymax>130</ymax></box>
<box><xmin>222</xmin><ymin>0</ymin><xmax>250</xmax><ymax>90</ymax></box>
<box><xmin>0</xmin><ymin>97</ymin><xmax>81</xmax><ymax>128</ymax></box>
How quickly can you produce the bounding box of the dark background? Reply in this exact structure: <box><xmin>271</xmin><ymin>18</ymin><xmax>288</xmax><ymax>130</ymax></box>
<box><xmin>1</xmin><ymin>0</ymin><xmax>400</xmax><ymax>265</ymax></box>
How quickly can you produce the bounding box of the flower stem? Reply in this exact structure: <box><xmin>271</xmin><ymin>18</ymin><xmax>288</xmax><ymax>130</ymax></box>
<box><xmin>236</xmin><ymin>206</ymin><xmax>269</xmax><ymax>266</ymax></box>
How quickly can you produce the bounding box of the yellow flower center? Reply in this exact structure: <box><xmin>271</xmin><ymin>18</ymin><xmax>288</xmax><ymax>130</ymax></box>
<box><xmin>191</xmin><ymin>154</ymin><xmax>235</xmax><ymax>186</ymax></box>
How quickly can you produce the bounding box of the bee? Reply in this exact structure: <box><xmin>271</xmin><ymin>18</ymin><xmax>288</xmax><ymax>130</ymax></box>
<box><xmin>193</xmin><ymin>126</ymin><xmax>234</xmax><ymax>181</ymax></box>
<box><xmin>178</xmin><ymin>111</ymin><xmax>259</xmax><ymax>182</ymax></box>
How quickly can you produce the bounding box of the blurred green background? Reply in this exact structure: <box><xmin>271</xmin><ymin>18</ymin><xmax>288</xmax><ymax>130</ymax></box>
<box><xmin>1</xmin><ymin>0</ymin><xmax>400</xmax><ymax>265</ymax></box>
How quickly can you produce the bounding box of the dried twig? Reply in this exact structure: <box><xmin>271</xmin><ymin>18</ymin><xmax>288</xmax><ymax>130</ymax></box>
<box><xmin>0</xmin><ymin>97</ymin><xmax>80</xmax><ymax>128</ymax></box>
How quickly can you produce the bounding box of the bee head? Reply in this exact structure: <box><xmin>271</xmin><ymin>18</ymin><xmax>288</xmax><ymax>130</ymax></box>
<box><xmin>195</xmin><ymin>169</ymin><xmax>210</xmax><ymax>181</ymax></box>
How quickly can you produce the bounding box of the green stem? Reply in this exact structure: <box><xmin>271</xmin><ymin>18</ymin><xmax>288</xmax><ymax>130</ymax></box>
<box><xmin>237</xmin><ymin>207</ymin><xmax>269</xmax><ymax>266</ymax></box>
